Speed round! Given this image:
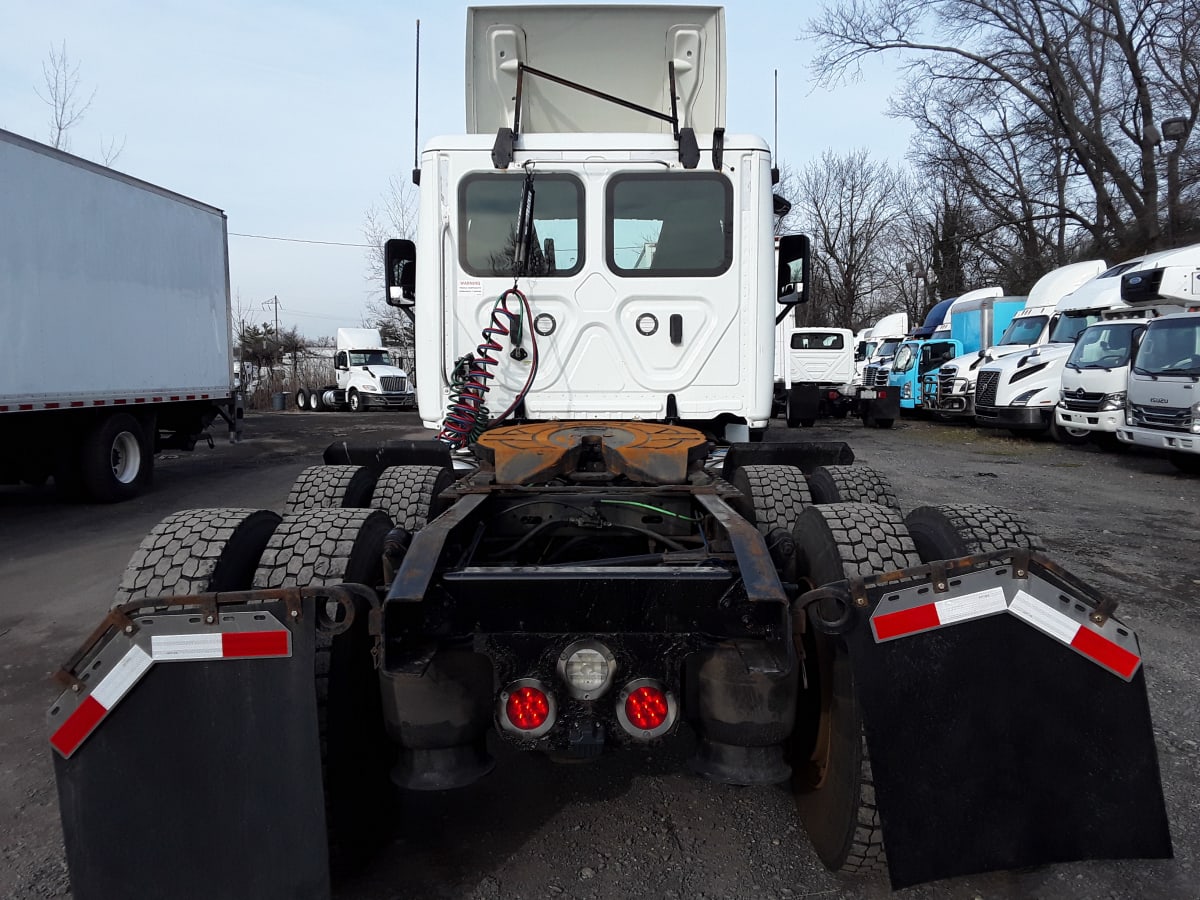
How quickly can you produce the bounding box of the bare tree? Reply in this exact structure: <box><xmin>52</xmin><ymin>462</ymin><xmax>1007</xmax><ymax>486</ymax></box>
<box><xmin>806</xmin><ymin>0</ymin><xmax>1200</xmax><ymax>255</ymax></box>
<box><xmin>793</xmin><ymin>149</ymin><xmax>906</xmax><ymax>330</ymax></box>
<box><xmin>35</xmin><ymin>41</ymin><xmax>95</xmax><ymax>151</ymax></box>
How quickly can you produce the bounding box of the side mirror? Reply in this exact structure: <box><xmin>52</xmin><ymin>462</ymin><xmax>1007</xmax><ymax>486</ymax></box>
<box><xmin>777</xmin><ymin>233</ymin><xmax>810</xmax><ymax>306</ymax></box>
<box><xmin>385</xmin><ymin>238</ymin><xmax>416</xmax><ymax>307</ymax></box>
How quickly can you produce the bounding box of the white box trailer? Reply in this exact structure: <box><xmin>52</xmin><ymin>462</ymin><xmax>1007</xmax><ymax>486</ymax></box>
<box><xmin>0</xmin><ymin>128</ymin><xmax>238</xmax><ymax>502</ymax></box>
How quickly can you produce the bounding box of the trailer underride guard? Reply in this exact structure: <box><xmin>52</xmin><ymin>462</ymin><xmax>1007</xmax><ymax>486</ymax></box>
<box><xmin>47</xmin><ymin>5</ymin><xmax>1169</xmax><ymax>897</ymax></box>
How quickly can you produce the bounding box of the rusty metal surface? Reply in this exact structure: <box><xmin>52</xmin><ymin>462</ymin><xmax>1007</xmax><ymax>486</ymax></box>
<box><xmin>475</xmin><ymin>421</ymin><xmax>708</xmax><ymax>485</ymax></box>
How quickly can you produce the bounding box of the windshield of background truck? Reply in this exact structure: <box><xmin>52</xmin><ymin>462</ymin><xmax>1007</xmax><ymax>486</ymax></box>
<box><xmin>876</xmin><ymin>339</ymin><xmax>901</xmax><ymax>358</ymax></box>
<box><xmin>1067</xmin><ymin>324</ymin><xmax>1139</xmax><ymax>369</ymax></box>
<box><xmin>892</xmin><ymin>344</ymin><xmax>916</xmax><ymax>373</ymax></box>
<box><xmin>1133</xmin><ymin>319</ymin><xmax>1200</xmax><ymax>376</ymax></box>
<box><xmin>607</xmin><ymin>173</ymin><xmax>732</xmax><ymax>275</ymax></box>
<box><xmin>1049</xmin><ymin>312</ymin><xmax>1101</xmax><ymax>343</ymax></box>
<box><xmin>349</xmin><ymin>350</ymin><xmax>391</xmax><ymax>367</ymax></box>
<box><xmin>460</xmin><ymin>173</ymin><xmax>583</xmax><ymax>277</ymax></box>
<box><xmin>998</xmin><ymin>315</ymin><xmax>1047</xmax><ymax>345</ymax></box>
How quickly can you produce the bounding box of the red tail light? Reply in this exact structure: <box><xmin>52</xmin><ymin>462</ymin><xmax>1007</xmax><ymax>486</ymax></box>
<box><xmin>498</xmin><ymin>679</ymin><xmax>557</xmax><ymax>738</ymax></box>
<box><xmin>625</xmin><ymin>686</ymin><xmax>668</xmax><ymax>729</ymax></box>
<box><xmin>616</xmin><ymin>678</ymin><xmax>677</xmax><ymax>740</ymax></box>
<box><xmin>506</xmin><ymin>686</ymin><xmax>550</xmax><ymax>729</ymax></box>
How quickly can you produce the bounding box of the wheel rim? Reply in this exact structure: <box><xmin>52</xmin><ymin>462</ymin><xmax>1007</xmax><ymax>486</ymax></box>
<box><xmin>111</xmin><ymin>431</ymin><xmax>141</xmax><ymax>484</ymax></box>
<box><xmin>310</xmin><ymin>393</ymin><xmax>320</xmax><ymax>410</ymax></box>
<box><xmin>350</xmin><ymin>393</ymin><xmax>359</xmax><ymax>410</ymax></box>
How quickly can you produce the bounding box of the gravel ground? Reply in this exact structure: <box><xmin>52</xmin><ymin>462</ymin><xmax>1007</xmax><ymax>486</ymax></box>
<box><xmin>0</xmin><ymin>410</ymin><xmax>1196</xmax><ymax>900</ymax></box>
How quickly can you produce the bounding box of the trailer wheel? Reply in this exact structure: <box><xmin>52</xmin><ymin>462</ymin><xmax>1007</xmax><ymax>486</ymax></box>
<box><xmin>790</xmin><ymin>503</ymin><xmax>920</xmax><ymax>875</ymax></box>
<box><xmin>806</xmin><ymin>465</ymin><xmax>899</xmax><ymax>509</ymax></box>
<box><xmin>80</xmin><ymin>412</ymin><xmax>153</xmax><ymax>502</ymax></box>
<box><xmin>295</xmin><ymin>388</ymin><xmax>309</xmax><ymax>409</ymax></box>
<box><xmin>904</xmin><ymin>504</ymin><xmax>1045</xmax><ymax>562</ymax></box>
<box><xmin>371</xmin><ymin>465</ymin><xmax>454</xmax><ymax>531</ymax></box>
<box><xmin>284</xmin><ymin>465</ymin><xmax>378</xmax><ymax>513</ymax></box>
<box><xmin>254</xmin><ymin>508</ymin><xmax>395</xmax><ymax>872</ymax></box>
<box><xmin>730</xmin><ymin>464</ymin><xmax>811</xmax><ymax>535</ymax></box>
<box><xmin>113</xmin><ymin>508</ymin><xmax>281</xmax><ymax>606</ymax></box>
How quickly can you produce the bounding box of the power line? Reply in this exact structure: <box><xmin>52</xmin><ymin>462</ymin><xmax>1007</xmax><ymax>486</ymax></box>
<box><xmin>229</xmin><ymin>231</ymin><xmax>373</xmax><ymax>248</ymax></box>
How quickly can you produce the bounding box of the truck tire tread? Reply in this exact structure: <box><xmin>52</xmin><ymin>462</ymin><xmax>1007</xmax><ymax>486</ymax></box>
<box><xmin>730</xmin><ymin>464</ymin><xmax>811</xmax><ymax>535</ymax></box>
<box><xmin>904</xmin><ymin>504</ymin><xmax>1045</xmax><ymax>562</ymax></box>
<box><xmin>371</xmin><ymin>465</ymin><xmax>455</xmax><ymax>532</ymax></box>
<box><xmin>806</xmin><ymin>465</ymin><xmax>899</xmax><ymax>509</ymax></box>
<box><xmin>114</xmin><ymin>508</ymin><xmax>281</xmax><ymax>607</ymax></box>
<box><xmin>284</xmin><ymin>464</ymin><xmax>378</xmax><ymax>513</ymax></box>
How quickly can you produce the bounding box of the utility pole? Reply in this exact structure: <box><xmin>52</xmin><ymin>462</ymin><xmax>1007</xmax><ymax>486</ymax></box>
<box><xmin>262</xmin><ymin>295</ymin><xmax>280</xmax><ymax>391</ymax></box>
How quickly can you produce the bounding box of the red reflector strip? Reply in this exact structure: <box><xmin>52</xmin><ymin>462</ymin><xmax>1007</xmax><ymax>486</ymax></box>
<box><xmin>873</xmin><ymin>603</ymin><xmax>939</xmax><ymax>640</ymax></box>
<box><xmin>1010</xmin><ymin>590</ymin><xmax>1140</xmax><ymax>680</ymax></box>
<box><xmin>49</xmin><ymin>644</ymin><xmax>153</xmax><ymax>758</ymax></box>
<box><xmin>44</xmin><ymin>402</ymin><xmax>60</xmax><ymax>409</ymax></box>
<box><xmin>50</xmin><ymin>696</ymin><xmax>106</xmax><ymax>757</ymax></box>
<box><xmin>223</xmin><ymin>630</ymin><xmax>290</xmax><ymax>658</ymax></box>
<box><xmin>151</xmin><ymin>631</ymin><xmax>290</xmax><ymax>661</ymax></box>
<box><xmin>1071</xmin><ymin>624</ymin><xmax>1141</xmax><ymax>680</ymax></box>
<box><xmin>18</xmin><ymin>404</ymin><xmax>33</xmax><ymax>411</ymax></box>
<box><xmin>872</xmin><ymin>587</ymin><xmax>1008</xmax><ymax>641</ymax></box>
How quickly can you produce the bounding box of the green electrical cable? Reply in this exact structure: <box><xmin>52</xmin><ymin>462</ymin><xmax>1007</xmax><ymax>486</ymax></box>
<box><xmin>598</xmin><ymin>499</ymin><xmax>700</xmax><ymax>521</ymax></box>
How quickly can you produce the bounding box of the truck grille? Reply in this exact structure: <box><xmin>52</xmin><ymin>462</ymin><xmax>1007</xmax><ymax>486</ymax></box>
<box><xmin>862</xmin><ymin>365</ymin><xmax>877</xmax><ymax>388</ymax></box>
<box><xmin>938</xmin><ymin>367</ymin><xmax>958</xmax><ymax>399</ymax></box>
<box><xmin>976</xmin><ymin>370</ymin><xmax>1000</xmax><ymax>408</ymax></box>
<box><xmin>1131</xmin><ymin>403</ymin><xmax>1191</xmax><ymax>432</ymax></box>
<box><xmin>874</xmin><ymin>367</ymin><xmax>890</xmax><ymax>388</ymax></box>
<box><xmin>1061</xmin><ymin>391</ymin><xmax>1104</xmax><ymax>412</ymax></box>
<box><xmin>379</xmin><ymin>376</ymin><xmax>408</xmax><ymax>393</ymax></box>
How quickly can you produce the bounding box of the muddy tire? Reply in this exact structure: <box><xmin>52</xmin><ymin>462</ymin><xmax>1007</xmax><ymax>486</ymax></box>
<box><xmin>284</xmin><ymin>465</ymin><xmax>378</xmax><ymax>513</ymax></box>
<box><xmin>114</xmin><ymin>508</ymin><xmax>281</xmax><ymax>607</ymax></box>
<box><xmin>371</xmin><ymin>465</ymin><xmax>455</xmax><ymax>532</ymax></box>
<box><xmin>1049</xmin><ymin>418</ymin><xmax>1091</xmax><ymax>446</ymax></box>
<box><xmin>254</xmin><ymin>507</ymin><xmax>395</xmax><ymax>872</ymax></box>
<box><xmin>730</xmin><ymin>464</ymin><xmax>811</xmax><ymax>535</ymax></box>
<box><xmin>790</xmin><ymin>503</ymin><xmax>920</xmax><ymax>875</ymax></box>
<box><xmin>806</xmin><ymin>465</ymin><xmax>899</xmax><ymax>509</ymax></box>
<box><xmin>904</xmin><ymin>504</ymin><xmax>1045</xmax><ymax>562</ymax></box>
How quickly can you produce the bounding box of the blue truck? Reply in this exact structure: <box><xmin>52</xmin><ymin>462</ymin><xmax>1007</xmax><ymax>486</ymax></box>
<box><xmin>890</xmin><ymin>288</ymin><xmax>1026</xmax><ymax>412</ymax></box>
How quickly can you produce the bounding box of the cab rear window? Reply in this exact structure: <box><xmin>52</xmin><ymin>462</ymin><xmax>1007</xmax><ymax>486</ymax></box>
<box><xmin>606</xmin><ymin>173</ymin><xmax>732</xmax><ymax>276</ymax></box>
<box><xmin>459</xmin><ymin>173</ymin><xmax>583</xmax><ymax>277</ymax></box>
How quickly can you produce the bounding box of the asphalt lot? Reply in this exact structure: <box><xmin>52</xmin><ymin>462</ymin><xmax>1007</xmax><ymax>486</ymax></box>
<box><xmin>1</xmin><ymin>409</ymin><xmax>1196</xmax><ymax>899</ymax></box>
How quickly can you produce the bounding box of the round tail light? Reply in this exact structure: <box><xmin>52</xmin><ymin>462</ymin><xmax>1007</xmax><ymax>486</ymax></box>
<box><xmin>616</xmin><ymin>678</ymin><xmax>677</xmax><ymax>740</ymax></box>
<box><xmin>499</xmin><ymin>679</ymin><xmax>556</xmax><ymax>738</ymax></box>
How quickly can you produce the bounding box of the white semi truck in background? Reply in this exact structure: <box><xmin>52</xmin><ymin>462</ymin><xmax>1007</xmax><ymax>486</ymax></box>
<box><xmin>293</xmin><ymin>327</ymin><xmax>415</xmax><ymax>412</ymax></box>
<box><xmin>0</xmin><ymin>128</ymin><xmax>239</xmax><ymax>502</ymax></box>
<box><xmin>1056</xmin><ymin>246</ymin><xmax>1200</xmax><ymax>444</ymax></box>
<box><xmin>926</xmin><ymin>261</ymin><xmax>1106</xmax><ymax>419</ymax></box>
<box><xmin>975</xmin><ymin>248</ymin><xmax>1194</xmax><ymax>441</ymax></box>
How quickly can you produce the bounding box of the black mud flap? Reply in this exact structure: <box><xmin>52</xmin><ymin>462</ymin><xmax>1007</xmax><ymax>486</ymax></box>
<box><xmin>809</xmin><ymin>552</ymin><xmax>1172</xmax><ymax>889</ymax></box>
<box><xmin>50</xmin><ymin>595</ymin><xmax>331</xmax><ymax>900</ymax></box>
<box><xmin>860</xmin><ymin>387</ymin><xmax>899</xmax><ymax>422</ymax></box>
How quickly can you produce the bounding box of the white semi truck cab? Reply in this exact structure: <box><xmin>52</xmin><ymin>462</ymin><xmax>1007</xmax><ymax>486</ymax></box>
<box><xmin>296</xmin><ymin>328</ymin><xmax>414</xmax><ymax>412</ymax></box>
<box><xmin>775</xmin><ymin>327</ymin><xmax>855</xmax><ymax>427</ymax></box>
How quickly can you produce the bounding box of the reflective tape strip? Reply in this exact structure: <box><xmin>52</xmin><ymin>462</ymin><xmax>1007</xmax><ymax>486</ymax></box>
<box><xmin>1011</xmin><ymin>590</ymin><xmax>1140</xmax><ymax>679</ymax></box>
<box><xmin>51</xmin><ymin>624</ymin><xmax>291</xmax><ymax>758</ymax></box>
<box><xmin>872</xmin><ymin>586</ymin><xmax>1008</xmax><ymax>641</ymax></box>
<box><xmin>152</xmin><ymin>631</ymin><xmax>290</xmax><ymax>661</ymax></box>
<box><xmin>50</xmin><ymin>645</ymin><xmax>153</xmax><ymax>758</ymax></box>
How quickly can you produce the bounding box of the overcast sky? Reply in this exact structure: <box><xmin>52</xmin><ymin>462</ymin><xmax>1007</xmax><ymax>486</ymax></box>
<box><xmin>1</xmin><ymin>0</ymin><xmax>911</xmax><ymax>338</ymax></box>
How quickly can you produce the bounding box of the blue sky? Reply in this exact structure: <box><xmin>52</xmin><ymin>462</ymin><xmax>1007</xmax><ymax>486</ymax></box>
<box><xmin>1</xmin><ymin>1</ymin><xmax>911</xmax><ymax>338</ymax></box>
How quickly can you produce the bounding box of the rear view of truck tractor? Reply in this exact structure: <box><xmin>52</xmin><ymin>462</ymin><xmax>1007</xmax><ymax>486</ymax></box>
<box><xmin>47</xmin><ymin>6</ymin><xmax>1171</xmax><ymax>898</ymax></box>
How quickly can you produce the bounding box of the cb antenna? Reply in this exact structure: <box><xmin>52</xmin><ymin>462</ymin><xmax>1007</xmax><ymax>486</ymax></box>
<box><xmin>412</xmin><ymin>19</ymin><xmax>421</xmax><ymax>184</ymax></box>
<box><xmin>771</xmin><ymin>68</ymin><xmax>780</xmax><ymax>185</ymax></box>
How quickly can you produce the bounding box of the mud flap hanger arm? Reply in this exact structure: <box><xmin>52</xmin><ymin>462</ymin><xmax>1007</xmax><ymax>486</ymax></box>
<box><xmin>492</xmin><ymin>61</ymin><xmax>709</xmax><ymax>169</ymax></box>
